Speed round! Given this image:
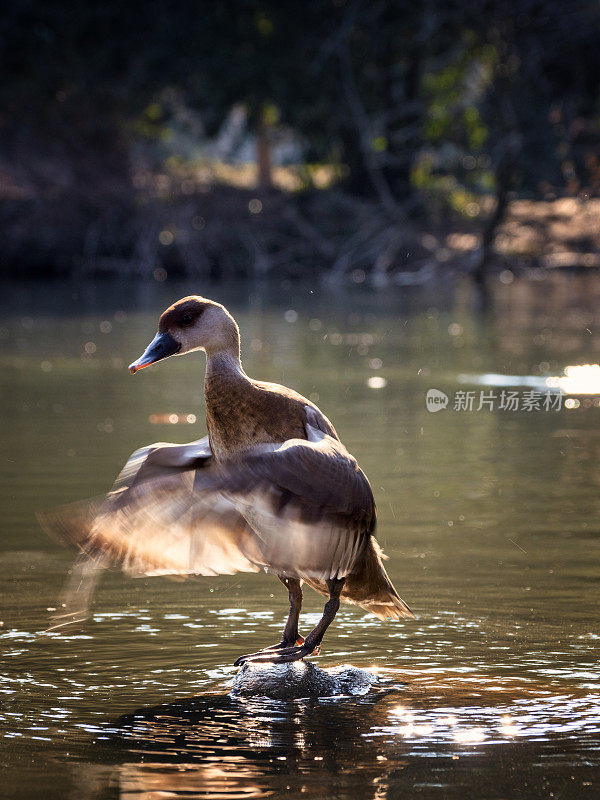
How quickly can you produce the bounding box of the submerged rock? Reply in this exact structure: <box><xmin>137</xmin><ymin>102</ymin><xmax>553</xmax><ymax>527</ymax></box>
<box><xmin>231</xmin><ymin>661</ymin><xmax>379</xmax><ymax>700</ymax></box>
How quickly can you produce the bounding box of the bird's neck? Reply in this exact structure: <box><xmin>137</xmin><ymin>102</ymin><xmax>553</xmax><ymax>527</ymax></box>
<box><xmin>205</xmin><ymin>349</ymin><xmax>245</xmax><ymax>381</ymax></box>
<box><xmin>204</xmin><ymin>347</ymin><xmax>253</xmax><ymax>460</ymax></box>
<box><xmin>204</xmin><ymin>322</ymin><xmax>245</xmax><ymax>382</ymax></box>
<box><xmin>204</xmin><ymin>347</ymin><xmax>251</xmax><ymax>403</ymax></box>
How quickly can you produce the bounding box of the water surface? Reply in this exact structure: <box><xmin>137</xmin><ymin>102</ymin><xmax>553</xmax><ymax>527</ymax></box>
<box><xmin>1</xmin><ymin>274</ymin><xmax>600</xmax><ymax>799</ymax></box>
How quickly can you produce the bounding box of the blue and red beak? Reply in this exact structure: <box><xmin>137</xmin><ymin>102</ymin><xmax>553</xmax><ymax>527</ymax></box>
<box><xmin>128</xmin><ymin>332</ymin><xmax>181</xmax><ymax>374</ymax></box>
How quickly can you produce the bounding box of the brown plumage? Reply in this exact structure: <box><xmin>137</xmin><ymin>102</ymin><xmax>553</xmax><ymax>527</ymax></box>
<box><xmin>39</xmin><ymin>296</ymin><xmax>413</xmax><ymax>663</ymax></box>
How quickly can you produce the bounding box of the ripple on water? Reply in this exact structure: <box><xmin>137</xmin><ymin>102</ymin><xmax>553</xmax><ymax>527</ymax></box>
<box><xmin>41</xmin><ymin>672</ymin><xmax>596</xmax><ymax>800</ymax></box>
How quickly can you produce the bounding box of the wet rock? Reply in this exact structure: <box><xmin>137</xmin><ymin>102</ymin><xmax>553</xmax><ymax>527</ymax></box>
<box><xmin>231</xmin><ymin>661</ymin><xmax>379</xmax><ymax>700</ymax></box>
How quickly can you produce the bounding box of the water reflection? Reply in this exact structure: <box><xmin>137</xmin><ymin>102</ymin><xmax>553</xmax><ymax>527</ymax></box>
<box><xmin>69</xmin><ymin>676</ymin><xmax>600</xmax><ymax>800</ymax></box>
<box><xmin>77</xmin><ymin>691</ymin><xmax>396</xmax><ymax>800</ymax></box>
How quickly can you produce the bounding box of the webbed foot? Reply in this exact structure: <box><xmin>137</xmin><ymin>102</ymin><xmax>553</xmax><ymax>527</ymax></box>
<box><xmin>233</xmin><ymin>636</ymin><xmax>322</xmax><ymax>667</ymax></box>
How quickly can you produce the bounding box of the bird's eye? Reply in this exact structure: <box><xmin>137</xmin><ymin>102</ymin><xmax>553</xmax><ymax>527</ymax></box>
<box><xmin>181</xmin><ymin>313</ymin><xmax>193</xmax><ymax>326</ymax></box>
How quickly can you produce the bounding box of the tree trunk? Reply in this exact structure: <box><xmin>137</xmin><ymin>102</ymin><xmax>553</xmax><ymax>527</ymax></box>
<box><xmin>256</xmin><ymin>118</ymin><xmax>273</xmax><ymax>190</ymax></box>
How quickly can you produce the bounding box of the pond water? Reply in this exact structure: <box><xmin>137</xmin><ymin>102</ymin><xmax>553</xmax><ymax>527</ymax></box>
<box><xmin>1</xmin><ymin>274</ymin><xmax>600</xmax><ymax>799</ymax></box>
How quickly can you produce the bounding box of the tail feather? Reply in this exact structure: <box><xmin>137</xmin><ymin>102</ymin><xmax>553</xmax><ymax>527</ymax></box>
<box><xmin>305</xmin><ymin>535</ymin><xmax>414</xmax><ymax>620</ymax></box>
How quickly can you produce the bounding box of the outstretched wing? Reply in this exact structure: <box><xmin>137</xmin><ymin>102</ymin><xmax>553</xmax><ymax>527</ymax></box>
<box><xmin>39</xmin><ymin>436</ymin><xmax>261</xmax><ymax>578</ymax></box>
<box><xmin>182</xmin><ymin>413</ymin><xmax>375</xmax><ymax>582</ymax></box>
<box><xmin>38</xmin><ymin>436</ymin><xmax>259</xmax><ymax>626</ymax></box>
<box><xmin>39</xmin><ymin>421</ymin><xmax>376</xmax><ymax>624</ymax></box>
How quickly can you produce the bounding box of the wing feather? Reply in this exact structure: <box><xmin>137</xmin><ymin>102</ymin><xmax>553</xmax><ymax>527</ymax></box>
<box><xmin>39</xmin><ymin>427</ymin><xmax>378</xmax><ymax>625</ymax></box>
<box><xmin>190</xmin><ymin>432</ymin><xmax>375</xmax><ymax>580</ymax></box>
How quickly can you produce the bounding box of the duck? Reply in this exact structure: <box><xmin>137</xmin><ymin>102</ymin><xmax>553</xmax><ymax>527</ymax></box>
<box><xmin>41</xmin><ymin>296</ymin><xmax>413</xmax><ymax>665</ymax></box>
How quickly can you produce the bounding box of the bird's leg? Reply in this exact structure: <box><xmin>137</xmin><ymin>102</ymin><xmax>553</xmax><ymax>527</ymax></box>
<box><xmin>232</xmin><ymin>577</ymin><xmax>304</xmax><ymax>665</ymax></box>
<box><xmin>234</xmin><ymin>578</ymin><xmax>344</xmax><ymax>666</ymax></box>
<box><xmin>279</xmin><ymin>576</ymin><xmax>304</xmax><ymax>647</ymax></box>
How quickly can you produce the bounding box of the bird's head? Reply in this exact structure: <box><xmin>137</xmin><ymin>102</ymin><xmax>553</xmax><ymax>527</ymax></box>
<box><xmin>128</xmin><ymin>296</ymin><xmax>239</xmax><ymax>373</ymax></box>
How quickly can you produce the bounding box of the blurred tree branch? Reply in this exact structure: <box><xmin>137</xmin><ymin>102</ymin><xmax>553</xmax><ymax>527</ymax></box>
<box><xmin>1</xmin><ymin>0</ymin><xmax>599</xmax><ymax>279</ymax></box>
